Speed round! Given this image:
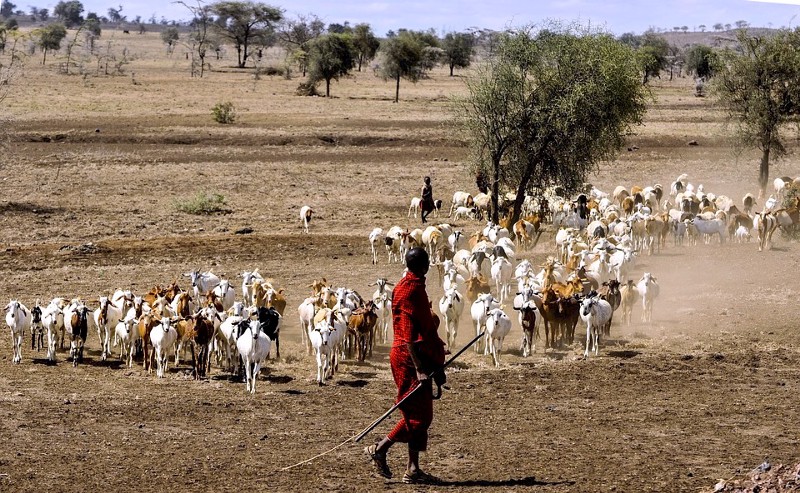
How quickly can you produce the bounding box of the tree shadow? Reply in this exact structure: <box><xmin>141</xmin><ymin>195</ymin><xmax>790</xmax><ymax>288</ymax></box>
<box><xmin>337</xmin><ymin>379</ymin><xmax>369</xmax><ymax>388</ymax></box>
<box><xmin>31</xmin><ymin>358</ymin><xmax>57</xmax><ymax>366</ymax></box>
<box><xmin>606</xmin><ymin>350</ymin><xmax>641</xmax><ymax>359</ymax></box>
<box><xmin>437</xmin><ymin>476</ymin><xmax>575</xmax><ymax>488</ymax></box>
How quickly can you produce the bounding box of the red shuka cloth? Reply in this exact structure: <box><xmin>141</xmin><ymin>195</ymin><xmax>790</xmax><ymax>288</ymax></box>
<box><xmin>386</xmin><ymin>271</ymin><xmax>445</xmax><ymax>451</ymax></box>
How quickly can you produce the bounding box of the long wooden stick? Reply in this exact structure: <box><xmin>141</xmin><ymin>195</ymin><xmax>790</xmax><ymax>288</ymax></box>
<box><xmin>353</xmin><ymin>330</ymin><xmax>485</xmax><ymax>443</ymax></box>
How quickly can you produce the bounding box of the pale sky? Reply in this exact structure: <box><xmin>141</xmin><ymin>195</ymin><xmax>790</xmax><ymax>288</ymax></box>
<box><xmin>41</xmin><ymin>0</ymin><xmax>800</xmax><ymax>36</ymax></box>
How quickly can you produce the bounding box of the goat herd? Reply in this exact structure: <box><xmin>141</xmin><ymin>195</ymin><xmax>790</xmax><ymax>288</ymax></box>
<box><xmin>4</xmin><ymin>174</ymin><xmax>799</xmax><ymax>392</ymax></box>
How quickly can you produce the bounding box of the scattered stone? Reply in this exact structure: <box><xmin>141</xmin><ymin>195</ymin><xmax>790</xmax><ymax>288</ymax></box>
<box><xmin>235</xmin><ymin>227</ymin><xmax>254</xmax><ymax>235</ymax></box>
<box><xmin>709</xmin><ymin>461</ymin><xmax>800</xmax><ymax>492</ymax></box>
<box><xmin>688</xmin><ymin>140</ymin><xmax>699</xmax><ymax>146</ymax></box>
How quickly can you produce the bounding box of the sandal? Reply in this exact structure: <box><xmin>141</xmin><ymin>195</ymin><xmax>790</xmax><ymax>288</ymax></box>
<box><xmin>402</xmin><ymin>469</ymin><xmax>442</xmax><ymax>485</ymax></box>
<box><xmin>364</xmin><ymin>444</ymin><xmax>392</xmax><ymax>479</ymax></box>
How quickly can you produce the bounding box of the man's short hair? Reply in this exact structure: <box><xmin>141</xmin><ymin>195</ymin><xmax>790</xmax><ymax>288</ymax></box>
<box><xmin>405</xmin><ymin>247</ymin><xmax>429</xmax><ymax>275</ymax></box>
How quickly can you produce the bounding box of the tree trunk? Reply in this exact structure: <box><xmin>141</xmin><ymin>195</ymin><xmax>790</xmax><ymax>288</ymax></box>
<box><xmin>450</xmin><ymin>64</ymin><xmax>454</xmax><ymax>77</ymax></box>
<box><xmin>326</xmin><ymin>78</ymin><xmax>330</xmax><ymax>97</ymax></box>
<box><xmin>759</xmin><ymin>146</ymin><xmax>770</xmax><ymax>198</ymax></box>
<box><xmin>510</xmin><ymin>166</ymin><xmax>535</xmax><ymax>237</ymax></box>
<box><xmin>395</xmin><ymin>74</ymin><xmax>400</xmax><ymax>103</ymax></box>
<box><xmin>491</xmin><ymin>155</ymin><xmax>501</xmax><ymax>224</ymax></box>
<box><xmin>42</xmin><ymin>49</ymin><xmax>46</xmax><ymax>65</ymax></box>
<box><xmin>358</xmin><ymin>57</ymin><xmax>362</xmax><ymax>71</ymax></box>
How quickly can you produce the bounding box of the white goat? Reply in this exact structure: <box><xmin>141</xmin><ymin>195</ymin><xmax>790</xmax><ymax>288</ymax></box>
<box><xmin>298</xmin><ymin>297</ymin><xmax>317</xmax><ymax>354</ymax></box>
<box><xmin>309</xmin><ymin>320</ymin><xmax>333</xmax><ymax>385</ymax></box>
<box><xmin>41</xmin><ymin>300</ymin><xmax>64</xmax><ymax>362</ymax></box>
<box><xmin>368</xmin><ymin>227</ymin><xmax>383</xmax><ymax>265</ymax></box>
<box><xmin>470</xmin><ymin>293</ymin><xmax>498</xmax><ymax>354</ymax></box>
<box><xmin>241</xmin><ymin>270</ymin><xmax>263</xmax><ymax>308</ymax></box>
<box><xmin>486</xmin><ymin>307</ymin><xmax>512</xmax><ymax>367</ymax></box>
<box><xmin>580</xmin><ymin>296</ymin><xmax>613</xmax><ymax>358</ymax></box>
<box><xmin>115</xmin><ymin>317</ymin><xmax>138</xmax><ymax>368</ymax></box>
<box><xmin>150</xmin><ymin>317</ymin><xmax>178</xmax><ymax>378</ymax></box>
<box><xmin>300</xmin><ymin>205</ymin><xmax>313</xmax><ymax>233</ymax></box>
<box><xmin>408</xmin><ymin>197</ymin><xmax>422</xmax><ymax>218</ymax></box>
<box><xmin>213</xmin><ymin>279</ymin><xmax>236</xmax><ymax>311</ymax></box>
<box><xmin>636</xmin><ymin>273</ymin><xmax>660</xmax><ymax>323</ymax></box>
<box><xmin>438</xmin><ymin>288</ymin><xmax>465</xmax><ymax>348</ymax></box>
<box><xmin>6</xmin><ymin>300</ymin><xmax>31</xmax><ymax>364</ymax></box>
<box><xmin>236</xmin><ymin>319</ymin><xmax>272</xmax><ymax>394</ymax></box>
<box><xmin>185</xmin><ymin>270</ymin><xmax>221</xmax><ymax>302</ymax></box>
<box><xmin>94</xmin><ymin>296</ymin><xmax>125</xmax><ymax>361</ymax></box>
<box><xmin>735</xmin><ymin>225</ymin><xmax>752</xmax><ymax>243</ymax></box>
<box><xmin>490</xmin><ymin>256</ymin><xmax>513</xmax><ymax>303</ymax></box>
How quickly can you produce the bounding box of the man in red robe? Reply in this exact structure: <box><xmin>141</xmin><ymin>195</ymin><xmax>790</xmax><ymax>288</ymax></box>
<box><xmin>365</xmin><ymin>247</ymin><xmax>446</xmax><ymax>484</ymax></box>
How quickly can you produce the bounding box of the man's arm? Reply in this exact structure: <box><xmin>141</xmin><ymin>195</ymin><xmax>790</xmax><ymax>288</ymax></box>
<box><xmin>407</xmin><ymin>342</ymin><xmax>430</xmax><ymax>382</ymax></box>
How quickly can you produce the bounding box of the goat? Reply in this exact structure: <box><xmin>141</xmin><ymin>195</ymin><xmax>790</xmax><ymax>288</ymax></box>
<box><xmin>150</xmin><ymin>317</ymin><xmax>178</xmax><ymax>378</ymax></box>
<box><xmin>754</xmin><ymin>211</ymin><xmax>778</xmax><ymax>252</ymax></box>
<box><xmin>370</xmin><ymin>278</ymin><xmax>393</xmax><ymax>344</ymax></box>
<box><xmin>212</xmin><ymin>280</ymin><xmax>235</xmax><ymax>312</ymax></box>
<box><xmin>298</xmin><ymin>297</ymin><xmax>318</xmax><ymax>354</ymax></box>
<box><xmin>41</xmin><ymin>300</ymin><xmax>64</xmax><ymax>362</ymax></box>
<box><xmin>310</xmin><ymin>320</ymin><xmax>333</xmax><ymax>384</ymax></box>
<box><xmin>735</xmin><ymin>225</ymin><xmax>752</xmax><ymax>243</ymax></box>
<box><xmin>449</xmin><ymin>191</ymin><xmax>474</xmax><ymax>216</ymax></box>
<box><xmin>300</xmin><ymin>205</ymin><xmax>313</xmax><ymax>233</ymax></box>
<box><xmin>6</xmin><ymin>300</ymin><xmax>31</xmax><ymax>364</ymax></box>
<box><xmin>256</xmin><ymin>306</ymin><xmax>281</xmax><ymax>359</ymax></box>
<box><xmin>240</xmin><ymin>270</ymin><xmax>263</xmax><ymax>308</ymax></box>
<box><xmin>137</xmin><ymin>312</ymin><xmax>160</xmax><ymax>372</ymax></box>
<box><xmin>596</xmin><ymin>280</ymin><xmax>621</xmax><ymax>336</ymax></box>
<box><xmin>619</xmin><ymin>280</ymin><xmax>638</xmax><ymax>326</ymax></box>
<box><xmin>438</xmin><ymin>288</ymin><xmax>464</xmax><ymax>348</ymax></box>
<box><xmin>94</xmin><ymin>296</ymin><xmax>125</xmax><ymax>361</ymax></box>
<box><xmin>348</xmin><ymin>302</ymin><xmax>379</xmax><ymax>362</ymax></box>
<box><xmin>185</xmin><ymin>270</ymin><xmax>221</xmax><ymax>302</ymax></box>
<box><xmin>64</xmin><ymin>301</ymin><xmax>90</xmax><ymax>367</ymax></box>
<box><xmin>235</xmin><ymin>319</ymin><xmax>272</xmax><ymax>393</ymax></box>
<box><xmin>368</xmin><ymin>227</ymin><xmax>383</xmax><ymax>265</ymax></box>
<box><xmin>486</xmin><ymin>307</ymin><xmax>512</xmax><ymax>367</ymax></box>
<box><xmin>470</xmin><ymin>293</ymin><xmax>498</xmax><ymax>354</ymax></box>
<box><xmin>514</xmin><ymin>300</ymin><xmax>538</xmax><ymax>358</ymax></box>
<box><xmin>490</xmin><ymin>256</ymin><xmax>513</xmax><ymax>303</ymax></box>
<box><xmin>115</xmin><ymin>318</ymin><xmax>138</xmax><ymax>368</ymax></box>
<box><xmin>408</xmin><ymin>197</ymin><xmax>422</xmax><ymax>218</ymax></box>
<box><xmin>636</xmin><ymin>273</ymin><xmax>660</xmax><ymax>323</ymax></box>
<box><xmin>580</xmin><ymin>295</ymin><xmax>613</xmax><ymax>358</ymax></box>
<box><xmin>30</xmin><ymin>303</ymin><xmax>44</xmax><ymax>352</ymax></box>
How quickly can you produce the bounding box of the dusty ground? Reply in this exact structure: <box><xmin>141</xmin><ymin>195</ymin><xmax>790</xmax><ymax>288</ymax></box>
<box><xmin>1</xmin><ymin>32</ymin><xmax>799</xmax><ymax>492</ymax></box>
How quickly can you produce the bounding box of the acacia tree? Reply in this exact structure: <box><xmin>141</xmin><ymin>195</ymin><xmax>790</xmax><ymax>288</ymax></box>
<box><xmin>442</xmin><ymin>31</ymin><xmax>473</xmax><ymax>76</ymax></box>
<box><xmin>53</xmin><ymin>0</ymin><xmax>83</xmax><ymax>27</ymax></box>
<box><xmin>714</xmin><ymin>29</ymin><xmax>800</xmax><ymax>197</ymax></box>
<box><xmin>161</xmin><ymin>26</ymin><xmax>179</xmax><ymax>54</ymax></box>
<box><xmin>277</xmin><ymin>13</ymin><xmax>324</xmax><ymax>76</ymax></box>
<box><xmin>306</xmin><ymin>33</ymin><xmax>354</xmax><ymax>97</ymax></box>
<box><xmin>38</xmin><ymin>23</ymin><xmax>67</xmax><ymax>64</ymax></box>
<box><xmin>452</xmin><ymin>26</ymin><xmax>648</xmax><ymax>225</ymax></box>
<box><xmin>179</xmin><ymin>0</ymin><xmax>213</xmax><ymax>77</ymax></box>
<box><xmin>379</xmin><ymin>31</ymin><xmax>426</xmax><ymax>103</ymax></box>
<box><xmin>686</xmin><ymin>44</ymin><xmax>715</xmax><ymax>79</ymax></box>
<box><xmin>352</xmin><ymin>23</ymin><xmax>378</xmax><ymax>71</ymax></box>
<box><xmin>210</xmin><ymin>1</ymin><xmax>282</xmax><ymax>68</ymax></box>
<box><xmin>0</xmin><ymin>1</ymin><xmax>15</xmax><ymax>18</ymax></box>
<box><xmin>638</xmin><ymin>33</ymin><xmax>669</xmax><ymax>84</ymax></box>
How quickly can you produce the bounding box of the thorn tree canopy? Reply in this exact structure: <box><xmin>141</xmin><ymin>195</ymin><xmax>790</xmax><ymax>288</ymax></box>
<box><xmin>307</xmin><ymin>33</ymin><xmax>355</xmax><ymax>97</ymax></box>
<box><xmin>210</xmin><ymin>1</ymin><xmax>282</xmax><ymax>68</ymax></box>
<box><xmin>713</xmin><ymin>29</ymin><xmax>800</xmax><ymax>197</ymax></box>
<box><xmin>451</xmin><ymin>25</ymin><xmax>649</xmax><ymax>225</ymax></box>
<box><xmin>379</xmin><ymin>30</ymin><xmax>437</xmax><ymax>103</ymax></box>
